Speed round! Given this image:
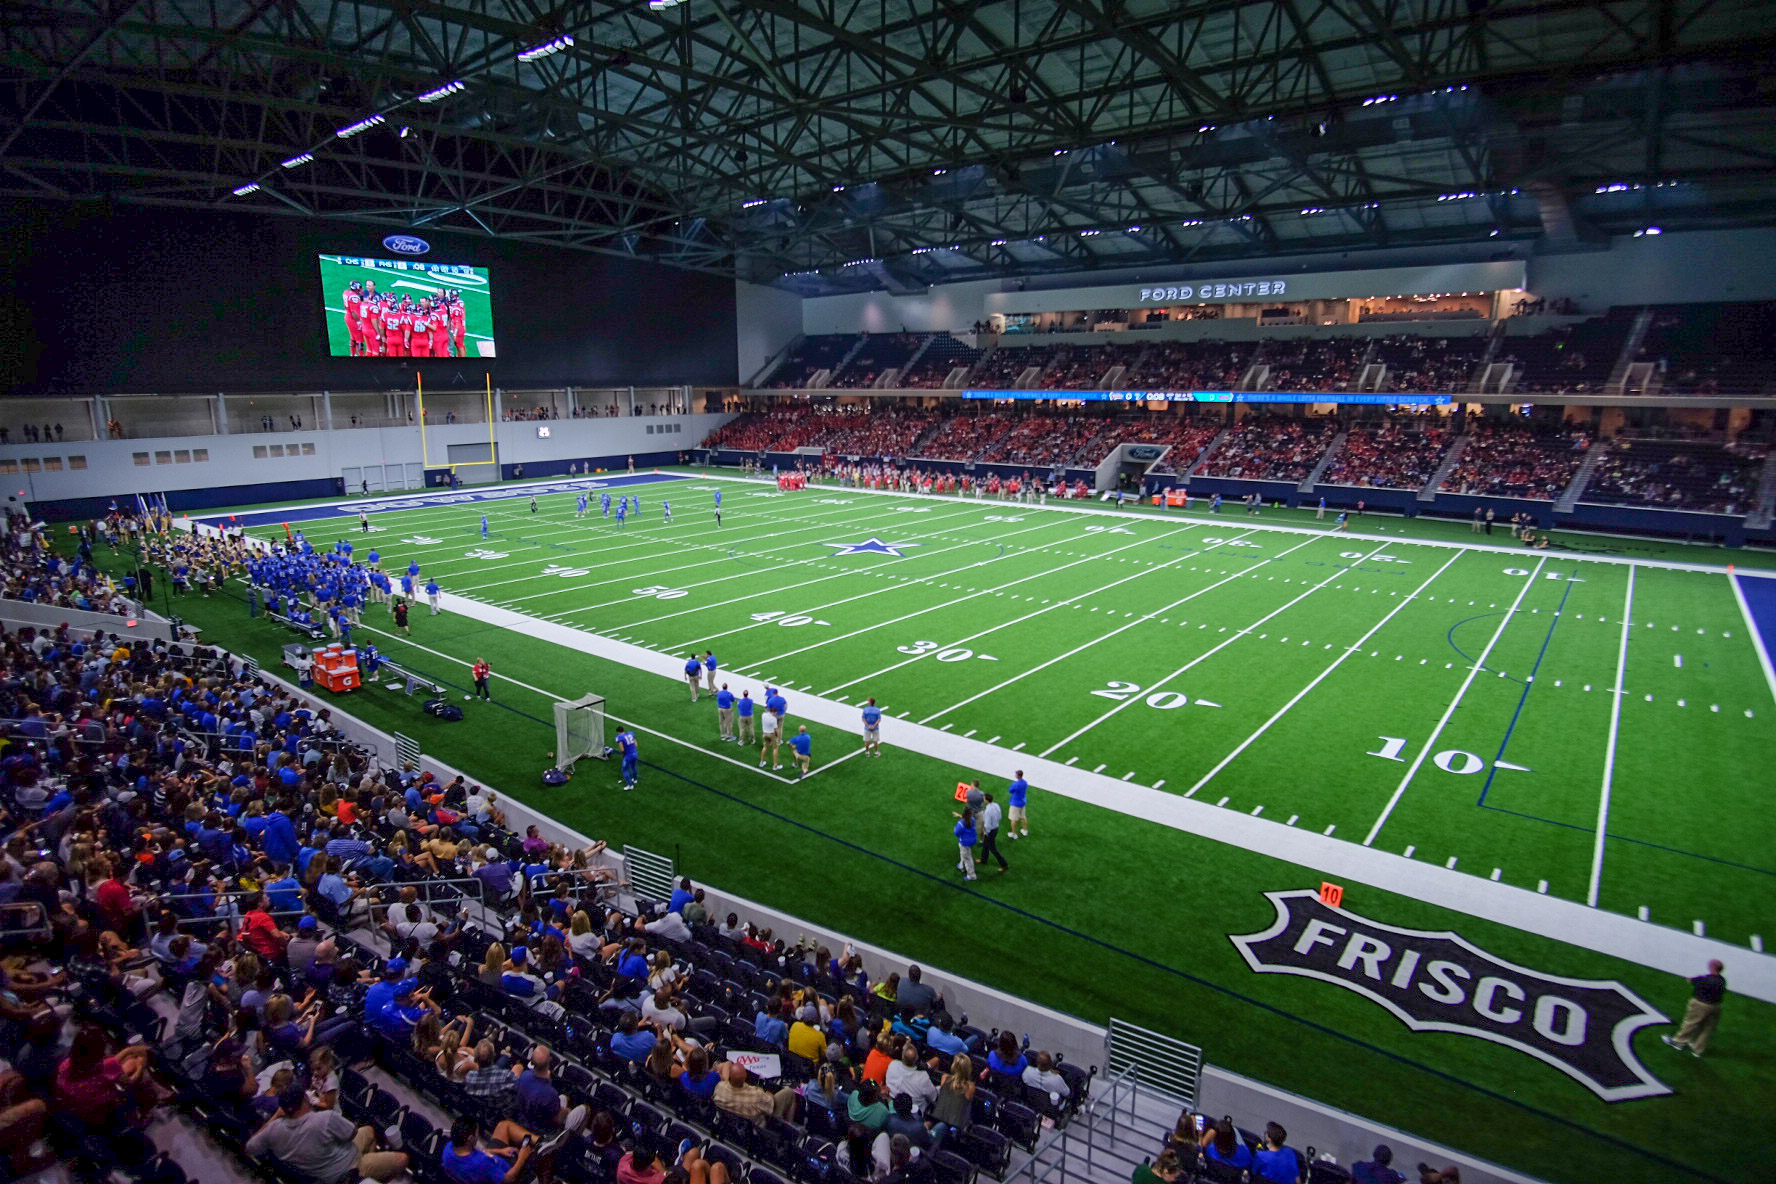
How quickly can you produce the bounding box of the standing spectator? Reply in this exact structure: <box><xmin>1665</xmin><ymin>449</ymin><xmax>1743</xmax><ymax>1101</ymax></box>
<box><xmin>1662</xmin><ymin>960</ymin><xmax>1728</xmax><ymax>1057</ymax></box>
<box><xmin>472</xmin><ymin>657</ymin><xmax>492</xmax><ymax>701</ymax></box>
<box><xmin>1253</xmin><ymin>1121</ymin><xmax>1303</xmax><ymax>1183</ymax></box>
<box><xmin>976</xmin><ymin>792</ymin><xmax>1008</xmax><ymax>874</ymax></box>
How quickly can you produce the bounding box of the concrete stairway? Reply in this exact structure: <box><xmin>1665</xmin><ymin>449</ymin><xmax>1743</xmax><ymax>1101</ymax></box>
<box><xmin>1300</xmin><ymin>430</ymin><xmax>1348</xmax><ymax>491</ymax></box>
<box><xmin>1555</xmin><ymin>438</ymin><xmax>1613</xmax><ymax>512</ymax></box>
<box><xmin>1418</xmin><ymin>434</ymin><xmax>1472</xmax><ymax>501</ymax></box>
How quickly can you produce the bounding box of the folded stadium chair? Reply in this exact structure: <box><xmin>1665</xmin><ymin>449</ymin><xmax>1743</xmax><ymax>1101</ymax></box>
<box><xmin>592</xmin><ymin>1080</ymin><xmax>632</xmax><ymax>1118</ymax></box>
<box><xmin>362</xmin><ymin>1083</ymin><xmax>407</xmax><ymax>1131</ymax></box>
<box><xmin>926</xmin><ymin>1148</ymin><xmax>976</xmax><ymax>1184</ymax></box>
<box><xmin>762</xmin><ymin>1116</ymin><xmax>807</xmax><ymax>1174</ymax></box>
<box><xmin>804</xmin><ymin>1101</ymin><xmax>844</xmax><ymax>1141</ymax></box>
<box><xmin>1198</xmin><ymin>1156</ymin><xmax>1250</xmax><ymax>1184</ymax></box>
<box><xmin>1308</xmin><ymin>1156</ymin><xmax>1352</xmax><ymax>1184</ymax></box>
<box><xmin>713</xmin><ymin>1108</ymin><xmax>761</xmax><ymax>1153</ymax></box>
<box><xmin>409</xmin><ymin>1128</ymin><xmax>452</xmax><ymax>1184</ymax></box>
<box><xmin>959</xmin><ymin>1125</ymin><xmax>1012</xmax><ymax>1179</ymax></box>
<box><xmin>705</xmin><ymin>1142</ymin><xmax>748</xmax><ymax>1177</ymax></box>
<box><xmin>557</xmin><ymin>1060</ymin><xmax>598</xmax><ymax>1101</ymax></box>
<box><xmin>970</xmin><ymin>1086</ymin><xmax>1000</xmax><ymax>1127</ymax></box>
<box><xmin>794</xmin><ymin>1135</ymin><xmax>835</xmax><ymax>1183</ymax></box>
<box><xmin>666</xmin><ymin>1121</ymin><xmax>705</xmax><ymax>1157</ymax></box>
<box><xmin>780</xmin><ymin>1049</ymin><xmax>816</xmax><ymax>1084</ymax></box>
<box><xmin>994</xmin><ymin>1100</ymin><xmax>1041</xmax><ymax>1151</ymax></box>
<box><xmin>627</xmin><ymin>1100</ymin><xmax>669</xmax><ymax>1139</ymax></box>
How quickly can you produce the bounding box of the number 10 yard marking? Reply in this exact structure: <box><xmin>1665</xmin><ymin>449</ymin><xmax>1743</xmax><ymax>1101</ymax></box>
<box><xmin>1368</xmin><ymin>736</ymin><xmax>1529</xmax><ymax>776</ymax></box>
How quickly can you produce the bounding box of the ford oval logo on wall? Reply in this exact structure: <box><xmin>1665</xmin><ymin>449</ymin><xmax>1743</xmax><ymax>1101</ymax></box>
<box><xmin>383</xmin><ymin>234</ymin><xmax>431</xmax><ymax>256</ymax></box>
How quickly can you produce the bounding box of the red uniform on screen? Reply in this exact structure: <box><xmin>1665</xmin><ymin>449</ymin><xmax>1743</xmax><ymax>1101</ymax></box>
<box><xmin>343</xmin><ymin>289</ymin><xmax>364</xmax><ymax>354</ymax></box>
<box><xmin>449</xmin><ymin>299</ymin><xmax>467</xmax><ymax>355</ymax></box>
<box><xmin>361</xmin><ymin>301</ymin><xmax>382</xmax><ymax>355</ymax></box>
<box><xmin>385</xmin><ymin>309</ymin><xmax>409</xmax><ymax>357</ymax></box>
<box><xmin>430</xmin><ymin>308</ymin><xmax>450</xmax><ymax>356</ymax></box>
<box><xmin>409</xmin><ymin>314</ymin><xmax>433</xmax><ymax>357</ymax></box>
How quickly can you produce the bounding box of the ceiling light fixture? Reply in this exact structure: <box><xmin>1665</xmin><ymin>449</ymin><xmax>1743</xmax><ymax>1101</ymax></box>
<box><xmin>334</xmin><ymin>114</ymin><xmax>386</xmax><ymax>139</ymax></box>
<box><xmin>518</xmin><ymin>34</ymin><xmax>574</xmax><ymax>62</ymax></box>
<box><xmin>231</xmin><ymin>182</ymin><xmax>261</xmax><ymax>196</ymax></box>
<box><xmin>417</xmin><ymin>80</ymin><xmax>466</xmax><ymax>103</ymax></box>
<box><xmin>280</xmin><ymin>152</ymin><xmax>314</xmax><ymax>168</ymax></box>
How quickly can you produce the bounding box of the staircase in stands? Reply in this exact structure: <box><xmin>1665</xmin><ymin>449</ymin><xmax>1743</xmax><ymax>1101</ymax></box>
<box><xmin>1555</xmin><ymin>438</ymin><xmax>1614</xmax><ymax>512</ymax></box>
<box><xmin>1186</xmin><ymin>428</ymin><xmax>1232</xmax><ymax>477</ymax></box>
<box><xmin>1300</xmin><ymin>431</ymin><xmax>1348</xmax><ymax>492</ymax></box>
<box><xmin>1418</xmin><ymin>435</ymin><xmax>1472</xmax><ymax>501</ymax></box>
<box><xmin>1746</xmin><ymin>451</ymin><xmax>1776</xmax><ymax>531</ymax></box>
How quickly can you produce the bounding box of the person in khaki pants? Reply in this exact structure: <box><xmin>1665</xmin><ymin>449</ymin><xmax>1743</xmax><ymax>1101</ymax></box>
<box><xmin>736</xmin><ymin>690</ymin><xmax>756</xmax><ymax>744</ymax></box>
<box><xmin>1662</xmin><ymin>960</ymin><xmax>1727</xmax><ymax>1057</ymax></box>
<box><xmin>716</xmin><ymin>684</ymin><xmax>736</xmax><ymax>741</ymax></box>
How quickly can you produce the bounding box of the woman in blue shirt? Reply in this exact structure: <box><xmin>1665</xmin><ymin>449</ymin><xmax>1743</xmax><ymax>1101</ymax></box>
<box><xmin>987</xmin><ymin>1030</ymin><xmax>1028</xmax><ymax>1079</ymax></box>
<box><xmin>1200</xmin><ymin>1118</ymin><xmax>1255</xmax><ymax>1173</ymax></box>
<box><xmin>954</xmin><ymin>809</ymin><xmax>978</xmax><ymax>882</ymax></box>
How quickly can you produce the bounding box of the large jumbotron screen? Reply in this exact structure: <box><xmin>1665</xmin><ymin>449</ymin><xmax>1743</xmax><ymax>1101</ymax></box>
<box><xmin>318</xmin><ymin>254</ymin><xmax>498</xmax><ymax>358</ymax></box>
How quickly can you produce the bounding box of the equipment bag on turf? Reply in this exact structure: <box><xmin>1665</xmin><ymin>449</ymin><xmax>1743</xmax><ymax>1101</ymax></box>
<box><xmin>422</xmin><ymin>698</ymin><xmax>464</xmax><ymax>722</ymax></box>
<box><xmin>541</xmin><ymin>768</ymin><xmax>570</xmax><ymax>786</ymax></box>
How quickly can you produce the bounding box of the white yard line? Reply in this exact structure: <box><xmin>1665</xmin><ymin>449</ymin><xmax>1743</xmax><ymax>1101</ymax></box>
<box><xmin>1728</xmin><ymin>571</ymin><xmax>1776</xmax><ymax>707</ymax></box>
<box><xmin>426</xmin><ymin>586</ymin><xmax>1776</xmax><ymax>1003</ymax></box>
<box><xmin>1039</xmin><ymin>539</ymin><xmax>1394</xmax><ymax>757</ymax></box>
<box><xmin>922</xmin><ymin>533</ymin><xmax>1322</xmax><ymax>725</ymax></box>
<box><xmin>1185</xmin><ymin>550</ymin><xmax>1467</xmax><ymax>797</ymax></box>
<box><xmin>820</xmin><ymin>525</ymin><xmax>1249</xmax><ymax>695</ymax></box>
<box><xmin>343</xmin><ymin>615</ymin><xmax>800</xmax><ymax>785</ymax></box>
<box><xmin>1587</xmin><ymin>566</ymin><xmax>1637</xmax><ymax>908</ymax></box>
<box><xmin>1362</xmin><ymin>556</ymin><xmax>1547</xmax><ymax>847</ymax></box>
<box><xmin>605</xmin><ymin>517</ymin><xmax>1070</xmax><ymax>634</ymax></box>
<box><xmin>732</xmin><ymin>523</ymin><xmax>1204</xmax><ymax>670</ymax></box>
<box><xmin>481</xmin><ymin>501</ymin><xmax>993</xmax><ymax>603</ymax></box>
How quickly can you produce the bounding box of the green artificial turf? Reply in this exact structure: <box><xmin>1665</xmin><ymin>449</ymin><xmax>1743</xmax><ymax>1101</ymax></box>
<box><xmin>91</xmin><ymin>473</ymin><xmax>1776</xmax><ymax>1183</ymax></box>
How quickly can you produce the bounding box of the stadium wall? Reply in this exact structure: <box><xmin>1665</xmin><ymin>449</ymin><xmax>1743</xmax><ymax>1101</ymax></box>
<box><xmin>735</xmin><ymin>280</ymin><xmax>803</xmax><ymax>384</ymax></box>
<box><xmin>10</xmin><ymin>414</ymin><xmax>734</xmax><ymax>519</ymax></box>
<box><xmin>0</xmin><ymin>200</ymin><xmax>739</xmax><ymax>393</ymax></box>
<box><xmin>794</xmin><ymin>228</ymin><xmax>1776</xmax><ymax>335</ymax></box>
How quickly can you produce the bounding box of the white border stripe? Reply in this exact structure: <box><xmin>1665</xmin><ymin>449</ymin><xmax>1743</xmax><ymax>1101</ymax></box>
<box><xmin>1587</xmin><ymin>567</ymin><xmax>1636</xmax><ymax>908</ymax></box>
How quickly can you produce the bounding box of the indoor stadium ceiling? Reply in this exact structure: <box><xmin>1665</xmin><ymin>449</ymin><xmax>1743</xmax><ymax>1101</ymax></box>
<box><xmin>3</xmin><ymin>0</ymin><xmax>1776</xmax><ymax>293</ymax></box>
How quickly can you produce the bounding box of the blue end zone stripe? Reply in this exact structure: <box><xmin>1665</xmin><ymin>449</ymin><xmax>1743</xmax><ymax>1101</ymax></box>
<box><xmin>194</xmin><ymin>471</ymin><xmax>689</xmax><ymax>529</ymax></box>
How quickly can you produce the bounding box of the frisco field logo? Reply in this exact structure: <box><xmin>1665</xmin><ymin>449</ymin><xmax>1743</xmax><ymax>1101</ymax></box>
<box><xmin>1230</xmin><ymin>890</ymin><xmax>1671</xmax><ymax>1101</ymax></box>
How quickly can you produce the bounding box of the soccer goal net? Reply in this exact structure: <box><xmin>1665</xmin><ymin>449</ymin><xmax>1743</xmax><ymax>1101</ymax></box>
<box><xmin>553</xmin><ymin>694</ymin><xmax>609</xmax><ymax>770</ymax></box>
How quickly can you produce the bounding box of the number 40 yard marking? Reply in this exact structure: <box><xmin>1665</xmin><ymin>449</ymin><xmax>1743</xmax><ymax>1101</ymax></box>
<box><xmin>1368</xmin><ymin>736</ymin><xmax>1530</xmax><ymax>775</ymax></box>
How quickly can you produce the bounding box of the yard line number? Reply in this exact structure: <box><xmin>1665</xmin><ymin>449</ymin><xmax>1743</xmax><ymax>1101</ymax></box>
<box><xmin>1089</xmin><ymin>680</ymin><xmax>1221</xmax><ymax>709</ymax></box>
<box><xmin>897</xmin><ymin>640</ymin><xmax>998</xmax><ymax>662</ymax></box>
<box><xmin>751</xmin><ymin>610</ymin><xmax>830</xmax><ymax>627</ymax></box>
<box><xmin>1368</xmin><ymin>735</ymin><xmax>1529</xmax><ymax>775</ymax></box>
<box><xmin>632</xmin><ymin>584</ymin><xmax>688</xmax><ymax>598</ymax></box>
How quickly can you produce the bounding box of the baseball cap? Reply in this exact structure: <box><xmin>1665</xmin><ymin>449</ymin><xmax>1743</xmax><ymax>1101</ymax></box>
<box><xmin>384</xmin><ymin>956</ymin><xmax>409</xmax><ymax>976</ymax></box>
<box><xmin>298</xmin><ymin>916</ymin><xmax>318</xmax><ymax>932</ymax></box>
<box><xmin>510</xmin><ymin>946</ymin><xmax>529</xmax><ymax>965</ymax></box>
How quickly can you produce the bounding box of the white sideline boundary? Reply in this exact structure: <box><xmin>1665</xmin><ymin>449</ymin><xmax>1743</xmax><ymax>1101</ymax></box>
<box><xmin>434</xmin><ymin>586</ymin><xmax>1776</xmax><ymax>1004</ymax></box>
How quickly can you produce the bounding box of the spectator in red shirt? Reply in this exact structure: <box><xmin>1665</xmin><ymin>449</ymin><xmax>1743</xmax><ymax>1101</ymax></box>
<box><xmin>239</xmin><ymin>893</ymin><xmax>291</xmax><ymax>961</ymax></box>
<box><xmin>94</xmin><ymin>857</ymin><xmax>140</xmax><ymax>939</ymax></box>
<box><xmin>53</xmin><ymin>1023</ymin><xmax>155</xmax><ymax>1136</ymax></box>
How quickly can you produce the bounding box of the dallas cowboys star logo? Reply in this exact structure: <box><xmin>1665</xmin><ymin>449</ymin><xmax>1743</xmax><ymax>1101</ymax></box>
<box><xmin>824</xmin><ymin>537</ymin><xmax>920</xmax><ymax>558</ymax></box>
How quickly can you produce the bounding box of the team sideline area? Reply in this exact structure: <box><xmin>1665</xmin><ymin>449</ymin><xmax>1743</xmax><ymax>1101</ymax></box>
<box><xmin>21</xmin><ymin>465</ymin><xmax>1756</xmax><ymax>1184</ymax></box>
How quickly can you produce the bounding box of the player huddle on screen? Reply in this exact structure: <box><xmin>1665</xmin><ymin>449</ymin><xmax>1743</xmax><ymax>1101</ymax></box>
<box><xmin>341</xmin><ymin>281</ymin><xmax>466</xmax><ymax>358</ymax></box>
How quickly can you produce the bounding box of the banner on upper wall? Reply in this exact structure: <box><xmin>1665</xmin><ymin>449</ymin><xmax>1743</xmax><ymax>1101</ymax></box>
<box><xmin>987</xmin><ymin>259</ymin><xmax>1526</xmax><ymax>315</ymax></box>
<box><xmin>962</xmin><ymin>390</ymin><xmax>1454</xmax><ymax>405</ymax></box>
<box><xmin>1230</xmin><ymin>890</ymin><xmax>1672</xmax><ymax>1102</ymax></box>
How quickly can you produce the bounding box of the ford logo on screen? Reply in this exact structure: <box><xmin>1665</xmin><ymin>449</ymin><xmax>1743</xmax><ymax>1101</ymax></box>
<box><xmin>382</xmin><ymin>234</ymin><xmax>431</xmax><ymax>256</ymax></box>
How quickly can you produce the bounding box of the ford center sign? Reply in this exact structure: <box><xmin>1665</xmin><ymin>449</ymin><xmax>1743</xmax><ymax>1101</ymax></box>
<box><xmin>1231</xmin><ymin>890</ymin><xmax>1671</xmax><ymax>1101</ymax></box>
<box><xmin>383</xmin><ymin>234</ymin><xmax>431</xmax><ymax>256</ymax></box>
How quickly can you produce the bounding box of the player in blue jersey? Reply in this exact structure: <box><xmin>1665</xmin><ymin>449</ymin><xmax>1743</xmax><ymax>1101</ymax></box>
<box><xmin>576</xmin><ymin>492</ymin><xmax>589</xmax><ymax>518</ymax></box>
<box><xmin>480</xmin><ymin>514</ymin><xmax>489</xmax><ymax>539</ymax></box>
<box><xmin>399</xmin><ymin>573</ymin><xmax>415</xmax><ymax>603</ymax></box>
<box><xmin>615</xmin><ymin>502</ymin><xmax>626</xmax><ymax>529</ymax></box>
<box><xmin>1007</xmin><ymin>770</ymin><xmax>1030</xmax><ymax>839</ymax></box>
<box><xmin>367</xmin><ymin>548</ymin><xmax>381</xmax><ymax>570</ymax></box>
<box><xmin>662</xmin><ymin>499</ymin><xmax>671</xmax><ymax>523</ymax></box>
<box><xmin>602</xmin><ymin>492</ymin><xmax>611</xmax><ymax>517</ymax></box>
<box><xmin>765</xmin><ymin>686</ymin><xmax>788</xmax><ymax>720</ymax></box>
<box><xmin>425</xmin><ymin>578</ymin><xmax>441</xmax><ymax>615</ymax></box>
<box><xmin>408</xmin><ymin>559</ymin><xmax>421</xmax><ymax>580</ymax></box>
<box><xmin>861</xmin><ymin>696</ymin><xmax>883</xmax><ymax>757</ymax></box>
<box><xmin>616</xmin><ymin>727</ymin><xmax>639</xmax><ymax>790</ymax></box>
<box><xmin>683</xmin><ymin>654</ymin><xmax>703</xmax><ymax>702</ymax></box>
<box><xmin>736</xmin><ymin>689</ymin><xmax>755</xmax><ymax>744</ymax></box>
<box><xmin>632</xmin><ymin>495</ymin><xmax>641</xmax><ymax>519</ymax></box>
<box><xmin>789</xmin><ymin>726</ymin><xmax>813</xmax><ymax>779</ymax></box>
<box><xmin>702</xmin><ymin>650</ymin><xmax>718</xmax><ymax>694</ymax></box>
<box><xmin>716</xmin><ymin>683</ymin><xmax>735</xmax><ymax>741</ymax></box>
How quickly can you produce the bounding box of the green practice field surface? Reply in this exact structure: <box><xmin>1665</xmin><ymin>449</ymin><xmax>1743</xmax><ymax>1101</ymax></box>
<box><xmin>316</xmin><ymin>254</ymin><xmax>497</xmax><ymax>357</ymax></box>
<box><xmin>151</xmin><ymin>471</ymin><xmax>1776</xmax><ymax>1183</ymax></box>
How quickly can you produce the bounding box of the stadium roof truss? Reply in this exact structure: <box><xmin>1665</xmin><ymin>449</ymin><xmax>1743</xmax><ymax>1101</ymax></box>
<box><xmin>2</xmin><ymin>0</ymin><xmax>1774</xmax><ymax>294</ymax></box>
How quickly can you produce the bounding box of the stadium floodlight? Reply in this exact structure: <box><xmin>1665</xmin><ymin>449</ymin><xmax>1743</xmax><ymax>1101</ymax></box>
<box><xmin>280</xmin><ymin>152</ymin><xmax>314</xmax><ymax>168</ymax></box>
<box><xmin>648</xmin><ymin>0</ymin><xmax>685</xmax><ymax>9</ymax></box>
<box><xmin>417</xmin><ymin>80</ymin><xmax>466</xmax><ymax>103</ymax></box>
<box><xmin>231</xmin><ymin>182</ymin><xmax>261</xmax><ymax>196</ymax></box>
<box><xmin>1634</xmin><ymin>226</ymin><xmax>1664</xmax><ymax>237</ymax></box>
<box><xmin>334</xmin><ymin>114</ymin><xmax>386</xmax><ymax>139</ymax></box>
<box><xmin>518</xmin><ymin>33</ymin><xmax>574</xmax><ymax>61</ymax></box>
<box><xmin>741</xmin><ymin>199</ymin><xmax>766</xmax><ymax>209</ymax></box>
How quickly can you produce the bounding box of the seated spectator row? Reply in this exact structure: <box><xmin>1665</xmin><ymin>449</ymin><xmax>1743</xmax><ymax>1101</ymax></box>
<box><xmin>1438</xmin><ymin>422</ymin><xmax>1590</xmax><ymax>499</ymax></box>
<box><xmin>1196</xmin><ymin>415</ymin><xmax>1339</xmax><ymax>482</ymax></box>
<box><xmin>1319</xmin><ymin>423</ymin><xmax>1454</xmax><ymax>490</ymax></box>
<box><xmin>1582</xmin><ymin>439</ymin><xmax>1768</xmax><ymax>514</ymax></box>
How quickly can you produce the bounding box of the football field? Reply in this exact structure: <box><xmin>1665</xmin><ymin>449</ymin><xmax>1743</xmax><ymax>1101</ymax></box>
<box><xmin>316</xmin><ymin>254</ymin><xmax>497</xmax><ymax>357</ymax></box>
<box><xmin>237</xmin><ymin>473</ymin><xmax>1776</xmax><ymax>943</ymax></box>
<box><xmin>178</xmin><ymin>470</ymin><xmax>1776</xmax><ymax>1183</ymax></box>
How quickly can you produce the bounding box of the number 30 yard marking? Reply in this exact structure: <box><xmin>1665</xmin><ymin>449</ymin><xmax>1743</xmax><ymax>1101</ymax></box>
<box><xmin>1368</xmin><ymin>736</ymin><xmax>1529</xmax><ymax>775</ymax></box>
<box><xmin>897</xmin><ymin>640</ymin><xmax>998</xmax><ymax>662</ymax></box>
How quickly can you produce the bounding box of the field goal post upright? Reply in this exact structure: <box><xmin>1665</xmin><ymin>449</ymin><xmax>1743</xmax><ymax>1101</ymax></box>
<box><xmin>417</xmin><ymin>372</ymin><xmax>500</xmax><ymax>485</ymax></box>
<box><xmin>553</xmin><ymin>693</ymin><xmax>609</xmax><ymax>771</ymax></box>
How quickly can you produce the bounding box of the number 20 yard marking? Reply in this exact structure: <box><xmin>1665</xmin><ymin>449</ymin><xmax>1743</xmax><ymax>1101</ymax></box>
<box><xmin>1090</xmin><ymin>680</ymin><xmax>1221</xmax><ymax>709</ymax></box>
<box><xmin>1368</xmin><ymin>736</ymin><xmax>1529</xmax><ymax>775</ymax></box>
